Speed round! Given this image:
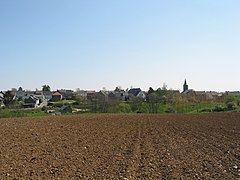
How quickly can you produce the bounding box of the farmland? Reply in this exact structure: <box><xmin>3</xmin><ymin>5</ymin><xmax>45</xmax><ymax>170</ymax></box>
<box><xmin>0</xmin><ymin>113</ymin><xmax>239</xmax><ymax>179</ymax></box>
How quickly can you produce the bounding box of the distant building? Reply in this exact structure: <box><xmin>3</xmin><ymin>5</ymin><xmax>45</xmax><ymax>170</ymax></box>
<box><xmin>226</xmin><ymin>91</ymin><xmax>240</xmax><ymax>97</ymax></box>
<box><xmin>59</xmin><ymin>89</ymin><xmax>75</xmax><ymax>100</ymax></box>
<box><xmin>0</xmin><ymin>91</ymin><xmax>4</xmax><ymax>99</ymax></box>
<box><xmin>87</xmin><ymin>92</ymin><xmax>97</xmax><ymax>101</ymax></box>
<box><xmin>76</xmin><ymin>90</ymin><xmax>88</xmax><ymax>97</ymax></box>
<box><xmin>128</xmin><ymin>88</ymin><xmax>146</xmax><ymax>99</ymax></box>
<box><xmin>60</xmin><ymin>105</ymin><xmax>72</xmax><ymax>114</ymax></box>
<box><xmin>182</xmin><ymin>79</ymin><xmax>196</xmax><ymax>95</ymax></box>
<box><xmin>108</xmin><ymin>88</ymin><xmax>128</xmax><ymax>101</ymax></box>
<box><xmin>24</xmin><ymin>95</ymin><xmax>40</xmax><ymax>108</ymax></box>
<box><xmin>0</xmin><ymin>91</ymin><xmax>4</xmax><ymax>107</ymax></box>
<box><xmin>15</xmin><ymin>87</ymin><xmax>25</xmax><ymax>99</ymax></box>
<box><xmin>183</xmin><ymin>79</ymin><xmax>188</xmax><ymax>92</ymax></box>
<box><xmin>51</xmin><ymin>91</ymin><xmax>63</xmax><ymax>102</ymax></box>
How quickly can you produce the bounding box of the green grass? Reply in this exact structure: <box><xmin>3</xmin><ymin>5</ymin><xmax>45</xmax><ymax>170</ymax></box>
<box><xmin>0</xmin><ymin>108</ymin><xmax>47</xmax><ymax>118</ymax></box>
<box><xmin>50</xmin><ymin>100</ymin><xmax>77</xmax><ymax>107</ymax></box>
<box><xmin>51</xmin><ymin>100</ymin><xmax>76</xmax><ymax>104</ymax></box>
<box><xmin>174</xmin><ymin>102</ymin><xmax>217</xmax><ymax>114</ymax></box>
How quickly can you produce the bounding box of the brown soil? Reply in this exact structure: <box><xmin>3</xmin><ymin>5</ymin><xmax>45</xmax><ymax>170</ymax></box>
<box><xmin>0</xmin><ymin>113</ymin><xmax>240</xmax><ymax>179</ymax></box>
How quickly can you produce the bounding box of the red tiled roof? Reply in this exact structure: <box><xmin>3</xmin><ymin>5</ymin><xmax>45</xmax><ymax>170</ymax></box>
<box><xmin>52</xmin><ymin>92</ymin><xmax>62</xmax><ymax>96</ymax></box>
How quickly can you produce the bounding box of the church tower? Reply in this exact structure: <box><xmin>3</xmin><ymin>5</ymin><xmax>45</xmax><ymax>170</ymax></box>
<box><xmin>183</xmin><ymin>79</ymin><xmax>188</xmax><ymax>92</ymax></box>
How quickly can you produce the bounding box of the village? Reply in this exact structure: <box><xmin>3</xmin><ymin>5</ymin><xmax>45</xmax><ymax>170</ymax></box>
<box><xmin>0</xmin><ymin>79</ymin><xmax>240</xmax><ymax>116</ymax></box>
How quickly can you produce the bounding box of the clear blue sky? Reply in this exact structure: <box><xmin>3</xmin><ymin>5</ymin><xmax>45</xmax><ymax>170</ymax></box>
<box><xmin>1</xmin><ymin>0</ymin><xmax>240</xmax><ymax>92</ymax></box>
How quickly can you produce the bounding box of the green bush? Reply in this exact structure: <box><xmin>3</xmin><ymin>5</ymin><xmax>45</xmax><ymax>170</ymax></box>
<box><xmin>226</xmin><ymin>102</ymin><xmax>236</xmax><ymax>110</ymax></box>
<box><xmin>165</xmin><ymin>106</ymin><xmax>176</xmax><ymax>113</ymax></box>
<box><xmin>137</xmin><ymin>103</ymin><xmax>150</xmax><ymax>113</ymax></box>
<box><xmin>213</xmin><ymin>105</ymin><xmax>224</xmax><ymax>112</ymax></box>
<box><xmin>118</xmin><ymin>103</ymin><xmax>131</xmax><ymax>113</ymax></box>
<box><xmin>0</xmin><ymin>108</ymin><xmax>47</xmax><ymax>118</ymax></box>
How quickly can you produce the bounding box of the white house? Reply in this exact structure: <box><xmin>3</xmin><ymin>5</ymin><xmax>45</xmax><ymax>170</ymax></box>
<box><xmin>0</xmin><ymin>91</ymin><xmax>4</xmax><ymax>107</ymax></box>
<box><xmin>128</xmin><ymin>88</ymin><xmax>146</xmax><ymax>99</ymax></box>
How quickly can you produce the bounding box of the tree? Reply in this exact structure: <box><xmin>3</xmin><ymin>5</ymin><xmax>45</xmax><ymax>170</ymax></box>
<box><xmin>118</xmin><ymin>103</ymin><xmax>131</xmax><ymax>113</ymax></box>
<box><xmin>114</xmin><ymin>87</ymin><xmax>121</xmax><ymax>92</ymax></box>
<box><xmin>148</xmin><ymin>87</ymin><xmax>155</xmax><ymax>94</ymax></box>
<box><xmin>129</xmin><ymin>96</ymin><xmax>144</xmax><ymax>112</ymax></box>
<box><xmin>114</xmin><ymin>86</ymin><xmax>123</xmax><ymax>93</ymax></box>
<box><xmin>75</xmin><ymin>95</ymin><xmax>86</xmax><ymax>104</ymax></box>
<box><xmin>42</xmin><ymin>85</ymin><xmax>51</xmax><ymax>92</ymax></box>
<box><xmin>156</xmin><ymin>88</ymin><xmax>166</xmax><ymax>104</ymax></box>
<box><xmin>18</xmin><ymin>87</ymin><xmax>23</xmax><ymax>91</ymax></box>
<box><xmin>11</xmin><ymin>88</ymin><xmax>17</xmax><ymax>93</ymax></box>
<box><xmin>225</xmin><ymin>96</ymin><xmax>236</xmax><ymax>110</ymax></box>
<box><xmin>3</xmin><ymin>91</ymin><xmax>15</xmax><ymax>107</ymax></box>
<box><xmin>225</xmin><ymin>95</ymin><xmax>235</xmax><ymax>104</ymax></box>
<box><xmin>137</xmin><ymin>102</ymin><xmax>150</xmax><ymax>113</ymax></box>
<box><xmin>146</xmin><ymin>92</ymin><xmax>160</xmax><ymax>113</ymax></box>
<box><xmin>162</xmin><ymin>83</ymin><xmax>167</xmax><ymax>91</ymax></box>
<box><xmin>146</xmin><ymin>87</ymin><xmax>156</xmax><ymax>106</ymax></box>
<box><xmin>166</xmin><ymin>90</ymin><xmax>174</xmax><ymax>104</ymax></box>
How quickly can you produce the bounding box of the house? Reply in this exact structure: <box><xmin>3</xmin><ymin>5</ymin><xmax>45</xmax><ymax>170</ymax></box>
<box><xmin>182</xmin><ymin>89</ymin><xmax>194</xmax><ymax>95</ymax></box>
<box><xmin>59</xmin><ymin>89</ymin><xmax>76</xmax><ymax>100</ymax></box>
<box><xmin>167</xmin><ymin>90</ymin><xmax>180</xmax><ymax>96</ymax></box>
<box><xmin>0</xmin><ymin>91</ymin><xmax>4</xmax><ymax>99</ymax></box>
<box><xmin>204</xmin><ymin>91</ymin><xmax>224</xmax><ymax>101</ymax></box>
<box><xmin>226</xmin><ymin>91</ymin><xmax>240</xmax><ymax>97</ymax></box>
<box><xmin>108</xmin><ymin>92</ymin><xmax>116</xmax><ymax>100</ymax></box>
<box><xmin>87</xmin><ymin>91</ymin><xmax>97</xmax><ymax>101</ymax></box>
<box><xmin>33</xmin><ymin>91</ymin><xmax>45</xmax><ymax>100</ymax></box>
<box><xmin>15</xmin><ymin>87</ymin><xmax>25</xmax><ymax>99</ymax></box>
<box><xmin>35</xmin><ymin>90</ymin><xmax>43</xmax><ymax>95</ymax></box>
<box><xmin>51</xmin><ymin>91</ymin><xmax>63</xmax><ymax>102</ymax></box>
<box><xmin>25</xmin><ymin>91</ymin><xmax>35</xmax><ymax>96</ymax></box>
<box><xmin>17</xmin><ymin>90</ymin><xmax>45</xmax><ymax>102</ymax></box>
<box><xmin>113</xmin><ymin>88</ymin><xmax>128</xmax><ymax>101</ymax></box>
<box><xmin>0</xmin><ymin>91</ymin><xmax>4</xmax><ymax>107</ymax></box>
<box><xmin>128</xmin><ymin>88</ymin><xmax>146</xmax><ymax>99</ymax></box>
<box><xmin>107</xmin><ymin>91</ymin><xmax>123</xmax><ymax>101</ymax></box>
<box><xmin>87</xmin><ymin>91</ymin><xmax>107</xmax><ymax>102</ymax></box>
<box><xmin>76</xmin><ymin>90</ymin><xmax>88</xmax><ymax>97</ymax></box>
<box><xmin>24</xmin><ymin>95</ymin><xmax>40</xmax><ymax>108</ymax></box>
<box><xmin>97</xmin><ymin>91</ymin><xmax>108</xmax><ymax>101</ymax></box>
<box><xmin>136</xmin><ymin>91</ymin><xmax>146</xmax><ymax>99</ymax></box>
<box><xmin>128</xmin><ymin>88</ymin><xmax>141</xmax><ymax>96</ymax></box>
<box><xmin>19</xmin><ymin>91</ymin><xmax>34</xmax><ymax>101</ymax></box>
<box><xmin>60</xmin><ymin>105</ymin><xmax>72</xmax><ymax>114</ymax></box>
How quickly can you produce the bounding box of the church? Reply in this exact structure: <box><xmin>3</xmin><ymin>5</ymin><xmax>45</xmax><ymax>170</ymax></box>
<box><xmin>183</xmin><ymin>79</ymin><xmax>188</xmax><ymax>92</ymax></box>
<box><xmin>182</xmin><ymin>79</ymin><xmax>194</xmax><ymax>94</ymax></box>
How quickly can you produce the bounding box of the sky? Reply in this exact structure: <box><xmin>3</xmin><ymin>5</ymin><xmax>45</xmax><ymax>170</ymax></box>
<box><xmin>1</xmin><ymin>0</ymin><xmax>240</xmax><ymax>92</ymax></box>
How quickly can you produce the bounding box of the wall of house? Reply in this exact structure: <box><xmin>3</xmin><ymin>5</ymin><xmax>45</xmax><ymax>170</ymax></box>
<box><xmin>52</xmin><ymin>95</ymin><xmax>62</xmax><ymax>102</ymax></box>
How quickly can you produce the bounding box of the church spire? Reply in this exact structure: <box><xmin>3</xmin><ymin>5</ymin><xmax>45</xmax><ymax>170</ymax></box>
<box><xmin>184</xmin><ymin>79</ymin><xmax>187</xmax><ymax>85</ymax></box>
<box><xmin>183</xmin><ymin>79</ymin><xmax>188</xmax><ymax>92</ymax></box>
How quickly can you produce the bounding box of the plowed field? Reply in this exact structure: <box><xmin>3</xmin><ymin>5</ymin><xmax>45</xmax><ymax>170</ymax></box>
<box><xmin>0</xmin><ymin>113</ymin><xmax>240</xmax><ymax>179</ymax></box>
